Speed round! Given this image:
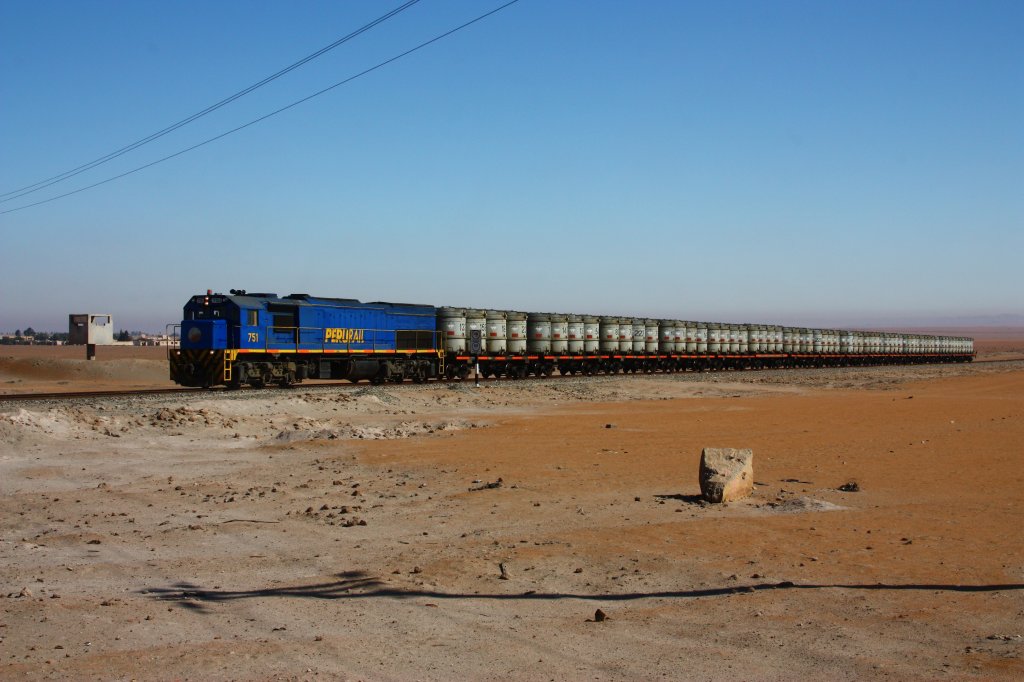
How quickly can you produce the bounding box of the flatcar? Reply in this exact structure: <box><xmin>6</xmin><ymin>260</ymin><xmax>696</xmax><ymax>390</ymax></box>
<box><xmin>168</xmin><ymin>290</ymin><xmax>974</xmax><ymax>388</ymax></box>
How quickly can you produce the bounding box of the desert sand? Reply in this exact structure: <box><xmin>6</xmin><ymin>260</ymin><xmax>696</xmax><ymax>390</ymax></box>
<box><xmin>1</xmin><ymin>340</ymin><xmax>1022</xmax><ymax>680</ymax></box>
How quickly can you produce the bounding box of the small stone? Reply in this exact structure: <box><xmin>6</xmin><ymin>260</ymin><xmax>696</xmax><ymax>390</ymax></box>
<box><xmin>594</xmin><ymin>609</ymin><xmax>608</xmax><ymax>622</ymax></box>
<box><xmin>19</xmin><ymin>587</ymin><xmax>33</xmax><ymax>598</ymax></box>
<box><xmin>838</xmin><ymin>482</ymin><xmax>860</xmax><ymax>492</ymax></box>
<box><xmin>605</xmin><ymin>424</ymin><xmax>615</xmax><ymax>429</ymax></box>
<box><xmin>699</xmin><ymin>448</ymin><xmax>754</xmax><ymax>503</ymax></box>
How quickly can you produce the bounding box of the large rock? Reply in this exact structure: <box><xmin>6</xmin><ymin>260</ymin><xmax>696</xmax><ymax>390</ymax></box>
<box><xmin>699</xmin><ymin>447</ymin><xmax>754</xmax><ymax>503</ymax></box>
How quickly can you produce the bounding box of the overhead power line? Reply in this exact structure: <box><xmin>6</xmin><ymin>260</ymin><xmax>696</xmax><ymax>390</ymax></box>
<box><xmin>0</xmin><ymin>0</ymin><xmax>421</xmax><ymax>204</ymax></box>
<box><xmin>0</xmin><ymin>0</ymin><xmax>520</xmax><ymax>217</ymax></box>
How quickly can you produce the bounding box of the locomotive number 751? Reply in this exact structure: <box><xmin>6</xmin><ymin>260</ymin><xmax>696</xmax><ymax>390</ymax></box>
<box><xmin>247</xmin><ymin>332</ymin><xmax>259</xmax><ymax>343</ymax></box>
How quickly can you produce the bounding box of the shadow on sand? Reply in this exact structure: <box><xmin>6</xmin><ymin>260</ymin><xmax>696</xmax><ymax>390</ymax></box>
<box><xmin>141</xmin><ymin>570</ymin><xmax>1024</xmax><ymax>613</ymax></box>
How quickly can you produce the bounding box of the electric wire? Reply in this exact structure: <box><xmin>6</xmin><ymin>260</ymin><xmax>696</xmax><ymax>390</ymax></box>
<box><xmin>0</xmin><ymin>0</ymin><xmax>421</xmax><ymax>203</ymax></box>
<box><xmin>1</xmin><ymin>0</ymin><xmax>520</xmax><ymax>217</ymax></box>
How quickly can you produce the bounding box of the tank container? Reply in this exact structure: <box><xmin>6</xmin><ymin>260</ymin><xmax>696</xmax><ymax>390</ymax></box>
<box><xmin>772</xmin><ymin>325</ymin><xmax>783</xmax><ymax>352</ymax></box>
<box><xmin>485</xmin><ymin>310</ymin><xmax>508</xmax><ymax>355</ymax></box>
<box><xmin>644</xmin><ymin>319</ymin><xmax>659</xmax><ymax>353</ymax></box>
<box><xmin>782</xmin><ymin>327</ymin><xmax>795</xmax><ymax>353</ymax></box>
<box><xmin>618</xmin><ymin>319</ymin><xmax>633</xmax><ymax>353</ymax></box>
<box><xmin>566</xmin><ymin>314</ymin><xmax>584</xmax><ymax>354</ymax></box>
<box><xmin>695</xmin><ymin>322</ymin><xmax>709</xmax><ymax>353</ymax></box>
<box><xmin>507</xmin><ymin>312</ymin><xmax>528</xmax><ymax>354</ymax></box>
<box><xmin>812</xmin><ymin>328</ymin><xmax>824</xmax><ymax>353</ymax></box>
<box><xmin>631</xmin><ymin>318</ymin><xmax>646</xmax><ymax>353</ymax></box>
<box><xmin>840</xmin><ymin>330</ymin><xmax>853</xmax><ymax>353</ymax></box>
<box><xmin>723</xmin><ymin>325</ymin><xmax>736</xmax><ymax>354</ymax></box>
<box><xmin>746</xmin><ymin>325</ymin><xmax>759</xmax><ymax>353</ymax></box>
<box><xmin>438</xmin><ymin>307</ymin><xmax>467</xmax><ymax>355</ymax></box>
<box><xmin>738</xmin><ymin>326</ymin><xmax>749</xmax><ymax>353</ymax></box>
<box><xmin>672</xmin><ymin>321</ymin><xmax>685</xmax><ymax>352</ymax></box>
<box><xmin>527</xmin><ymin>313</ymin><xmax>551</xmax><ymax>354</ymax></box>
<box><xmin>684</xmin><ymin>321</ymin><xmax>697</xmax><ymax>353</ymax></box>
<box><xmin>707</xmin><ymin>323</ymin><xmax>722</xmax><ymax>353</ymax></box>
<box><xmin>659</xmin><ymin>320</ymin><xmax>676</xmax><ymax>353</ymax></box>
<box><xmin>583</xmin><ymin>316</ymin><xmax>600</xmax><ymax>353</ymax></box>
<box><xmin>600</xmin><ymin>317</ymin><xmax>621</xmax><ymax>353</ymax></box>
<box><xmin>548</xmin><ymin>314</ymin><xmax>568</xmax><ymax>354</ymax></box>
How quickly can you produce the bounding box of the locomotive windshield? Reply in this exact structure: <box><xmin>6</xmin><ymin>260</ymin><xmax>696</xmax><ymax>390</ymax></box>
<box><xmin>185</xmin><ymin>295</ymin><xmax>228</xmax><ymax>320</ymax></box>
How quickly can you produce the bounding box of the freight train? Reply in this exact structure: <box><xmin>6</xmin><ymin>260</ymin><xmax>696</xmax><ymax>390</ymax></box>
<box><xmin>168</xmin><ymin>289</ymin><xmax>975</xmax><ymax>388</ymax></box>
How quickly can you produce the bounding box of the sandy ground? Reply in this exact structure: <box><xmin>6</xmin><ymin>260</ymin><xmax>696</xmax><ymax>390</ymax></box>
<box><xmin>1</xmin><ymin>345</ymin><xmax>1023</xmax><ymax>680</ymax></box>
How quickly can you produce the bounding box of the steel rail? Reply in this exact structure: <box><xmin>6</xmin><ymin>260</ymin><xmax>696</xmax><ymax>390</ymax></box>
<box><xmin>1</xmin><ymin>356</ymin><xmax>1018</xmax><ymax>403</ymax></box>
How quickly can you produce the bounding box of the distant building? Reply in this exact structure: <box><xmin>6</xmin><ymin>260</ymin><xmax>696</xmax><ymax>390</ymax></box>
<box><xmin>134</xmin><ymin>334</ymin><xmax>177</xmax><ymax>347</ymax></box>
<box><xmin>68</xmin><ymin>314</ymin><xmax>114</xmax><ymax>346</ymax></box>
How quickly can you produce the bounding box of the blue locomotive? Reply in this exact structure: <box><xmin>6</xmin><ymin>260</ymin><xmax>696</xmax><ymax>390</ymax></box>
<box><xmin>170</xmin><ymin>290</ymin><xmax>440</xmax><ymax>387</ymax></box>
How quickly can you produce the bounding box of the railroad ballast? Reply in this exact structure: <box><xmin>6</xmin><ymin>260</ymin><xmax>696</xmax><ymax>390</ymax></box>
<box><xmin>168</xmin><ymin>290</ymin><xmax>975</xmax><ymax>388</ymax></box>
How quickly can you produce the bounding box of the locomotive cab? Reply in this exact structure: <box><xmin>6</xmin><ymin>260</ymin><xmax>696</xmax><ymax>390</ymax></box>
<box><xmin>170</xmin><ymin>290</ymin><xmax>237</xmax><ymax>387</ymax></box>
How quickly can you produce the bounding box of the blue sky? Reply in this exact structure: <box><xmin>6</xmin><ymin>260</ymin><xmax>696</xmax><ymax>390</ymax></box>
<box><xmin>1</xmin><ymin>0</ymin><xmax>1021</xmax><ymax>332</ymax></box>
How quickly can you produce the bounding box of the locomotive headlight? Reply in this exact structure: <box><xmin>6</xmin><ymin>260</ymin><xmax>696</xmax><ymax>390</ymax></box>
<box><xmin>188</xmin><ymin>326</ymin><xmax>202</xmax><ymax>343</ymax></box>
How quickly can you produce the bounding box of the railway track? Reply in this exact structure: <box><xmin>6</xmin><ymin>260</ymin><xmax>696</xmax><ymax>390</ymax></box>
<box><xmin>0</xmin><ymin>356</ymin><xmax>1018</xmax><ymax>403</ymax></box>
<box><xmin>0</xmin><ymin>387</ymin><xmax>205</xmax><ymax>402</ymax></box>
